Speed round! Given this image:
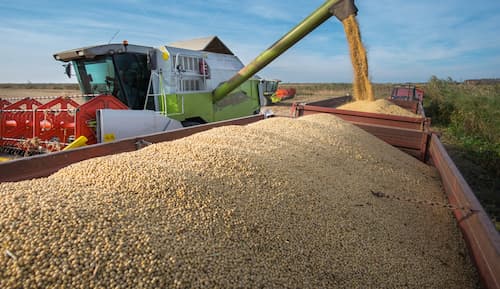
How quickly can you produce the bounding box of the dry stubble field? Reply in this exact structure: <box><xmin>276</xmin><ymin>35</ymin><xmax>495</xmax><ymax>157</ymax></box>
<box><xmin>0</xmin><ymin>83</ymin><xmax>395</xmax><ymax>116</ymax></box>
<box><xmin>0</xmin><ymin>84</ymin><xmax>81</xmax><ymax>99</ymax></box>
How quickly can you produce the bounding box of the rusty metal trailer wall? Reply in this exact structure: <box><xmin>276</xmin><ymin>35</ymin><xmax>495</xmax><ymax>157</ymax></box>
<box><xmin>292</xmin><ymin>97</ymin><xmax>430</xmax><ymax>130</ymax></box>
<box><xmin>353</xmin><ymin>122</ymin><xmax>431</xmax><ymax>161</ymax></box>
<box><xmin>303</xmin><ymin>95</ymin><xmax>353</xmax><ymax>108</ymax></box>
<box><xmin>388</xmin><ymin>99</ymin><xmax>419</xmax><ymax>114</ymax></box>
<box><xmin>291</xmin><ymin>102</ymin><xmax>430</xmax><ymax>132</ymax></box>
<box><xmin>429</xmin><ymin>135</ymin><xmax>500</xmax><ymax>289</ymax></box>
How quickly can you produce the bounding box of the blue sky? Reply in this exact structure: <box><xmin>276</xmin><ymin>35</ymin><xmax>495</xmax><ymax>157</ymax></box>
<box><xmin>0</xmin><ymin>0</ymin><xmax>499</xmax><ymax>83</ymax></box>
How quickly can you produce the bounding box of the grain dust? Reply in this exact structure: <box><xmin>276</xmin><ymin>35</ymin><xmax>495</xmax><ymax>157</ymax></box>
<box><xmin>342</xmin><ymin>14</ymin><xmax>374</xmax><ymax>101</ymax></box>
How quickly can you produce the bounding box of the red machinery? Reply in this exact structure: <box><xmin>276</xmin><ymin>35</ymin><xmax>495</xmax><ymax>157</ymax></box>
<box><xmin>0</xmin><ymin>99</ymin><xmax>11</xmax><ymax>109</ymax></box>
<box><xmin>0</xmin><ymin>95</ymin><xmax>128</xmax><ymax>154</ymax></box>
<box><xmin>390</xmin><ymin>84</ymin><xmax>424</xmax><ymax>102</ymax></box>
<box><xmin>275</xmin><ymin>88</ymin><xmax>297</xmax><ymax>101</ymax></box>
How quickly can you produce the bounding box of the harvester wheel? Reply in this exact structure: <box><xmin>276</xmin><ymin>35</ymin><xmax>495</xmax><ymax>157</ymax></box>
<box><xmin>182</xmin><ymin>121</ymin><xmax>201</xmax><ymax>127</ymax></box>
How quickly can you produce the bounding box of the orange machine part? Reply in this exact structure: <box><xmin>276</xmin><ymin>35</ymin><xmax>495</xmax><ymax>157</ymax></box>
<box><xmin>0</xmin><ymin>95</ymin><xmax>128</xmax><ymax>152</ymax></box>
<box><xmin>0</xmin><ymin>98</ymin><xmax>43</xmax><ymax>149</ymax></box>
<box><xmin>5</xmin><ymin>120</ymin><xmax>17</xmax><ymax>128</ymax></box>
<box><xmin>275</xmin><ymin>88</ymin><xmax>296</xmax><ymax>100</ymax></box>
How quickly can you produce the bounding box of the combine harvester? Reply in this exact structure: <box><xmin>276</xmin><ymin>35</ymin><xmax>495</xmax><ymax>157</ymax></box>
<box><xmin>0</xmin><ymin>0</ymin><xmax>498</xmax><ymax>287</ymax></box>
<box><xmin>0</xmin><ymin>37</ymin><xmax>280</xmax><ymax>155</ymax></box>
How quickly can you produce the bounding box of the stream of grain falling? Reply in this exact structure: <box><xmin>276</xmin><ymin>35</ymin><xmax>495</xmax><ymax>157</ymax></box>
<box><xmin>342</xmin><ymin>14</ymin><xmax>374</xmax><ymax>101</ymax></box>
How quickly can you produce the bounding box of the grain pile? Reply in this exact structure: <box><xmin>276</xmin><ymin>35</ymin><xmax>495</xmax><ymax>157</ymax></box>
<box><xmin>0</xmin><ymin>114</ymin><xmax>479</xmax><ymax>288</ymax></box>
<box><xmin>337</xmin><ymin>99</ymin><xmax>420</xmax><ymax>117</ymax></box>
<box><xmin>342</xmin><ymin>14</ymin><xmax>374</xmax><ymax>101</ymax></box>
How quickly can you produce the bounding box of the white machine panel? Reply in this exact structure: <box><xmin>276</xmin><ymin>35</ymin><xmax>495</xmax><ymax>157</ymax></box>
<box><xmin>97</xmin><ymin>109</ymin><xmax>183</xmax><ymax>142</ymax></box>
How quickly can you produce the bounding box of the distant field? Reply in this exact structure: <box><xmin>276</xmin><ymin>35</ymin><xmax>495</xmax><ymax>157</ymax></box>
<box><xmin>0</xmin><ymin>82</ymin><xmax>371</xmax><ymax>116</ymax></box>
<box><xmin>280</xmin><ymin>82</ymin><xmax>397</xmax><ymax>99</ymax></box>
<box><xmin>0</xmin><ymin>83</ymin><xmax>80</xmax><ymax>90</ymax></box>
<box><xmin>266</xmin><ymin>82</ymin><xmax>402</xmax><ymax>116</ymax></box>
<box><xmin>0</xmin><ymin>83</ymin><xmax>80</xmax><ymax>99</ymax></box>
<box><xmin>0</xmin><ymin>82</ymin><xmax>399</xmax><ymax>101</ymax></box>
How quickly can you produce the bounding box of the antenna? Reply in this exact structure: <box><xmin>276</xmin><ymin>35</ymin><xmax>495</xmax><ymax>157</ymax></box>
<box><xmin>108</xmin><ymin>30</ymin><xmax>120</xmax><ymax>44</ymax></box>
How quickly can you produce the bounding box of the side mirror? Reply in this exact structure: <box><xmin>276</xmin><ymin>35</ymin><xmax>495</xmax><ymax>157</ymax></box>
<box><xmin>148</xmin><ymin>50</ymin><xmax>157</xmax><ymax>70</ymax></box>
<box><xmin>64</xmin><ymin>63</ymin><xmax>72</xmax><ymax>78</ymax></box>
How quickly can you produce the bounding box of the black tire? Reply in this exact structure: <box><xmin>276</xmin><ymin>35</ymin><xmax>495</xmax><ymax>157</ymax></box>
<box><xmin>182</xmin><ymin>121</ymin><xmax>201</xmax><ymax>127</ymax></box>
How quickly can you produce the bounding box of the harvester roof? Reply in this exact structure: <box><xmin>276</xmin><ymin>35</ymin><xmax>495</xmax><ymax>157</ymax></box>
<box><xmin>53</xmin><ymin>43</ymin><xmax>153</xmax><ymax>62</ymax></box>
<box><xmin>168</xmin><ymin>36</ymin><xmax>234</xmax><ymax>55</ymax></box>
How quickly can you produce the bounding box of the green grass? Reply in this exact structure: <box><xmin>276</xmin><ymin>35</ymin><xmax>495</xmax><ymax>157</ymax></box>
<box><xmin>422</xmin><ymin>76</ymin><xmax>500</xmax><ymax>226</ymax></box>
<box><xmin>423</xmin><ymin>76</ymin><xmax>500</xmax><ymax>173</ymax></box>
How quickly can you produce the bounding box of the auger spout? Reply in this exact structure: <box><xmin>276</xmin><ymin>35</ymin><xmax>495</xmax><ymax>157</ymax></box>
<box><xmin>212</xmin><ymin>0</ymin><xmax>358</xmax><ymax>102</ymax></box>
